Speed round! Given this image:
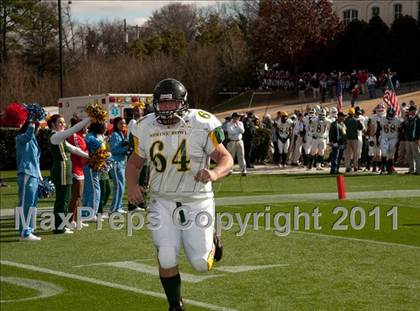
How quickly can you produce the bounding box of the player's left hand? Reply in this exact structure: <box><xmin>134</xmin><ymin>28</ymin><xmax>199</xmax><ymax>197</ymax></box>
<box><xmin>195</xmin><ymin>169</ymin><xmax>217</xmax><ymax>183</ymax></box>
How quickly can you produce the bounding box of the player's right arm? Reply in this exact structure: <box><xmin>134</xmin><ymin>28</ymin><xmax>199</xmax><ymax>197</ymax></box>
<box><xmin>126</xmin><ymin>121</ymin><xmax>147</xmax><ymax>205</ymax></box>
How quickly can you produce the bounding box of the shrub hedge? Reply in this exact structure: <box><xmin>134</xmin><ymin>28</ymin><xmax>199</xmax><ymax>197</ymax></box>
<box><xmin>0</xmin><ymin>127</ymin><xmax>52</xmax><ymax>170</ymax></box>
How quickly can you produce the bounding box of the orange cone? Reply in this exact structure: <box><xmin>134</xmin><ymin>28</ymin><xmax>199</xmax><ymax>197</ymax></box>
<box><xmin>336</xmin><ymin>175</ymin><xmax>346</xmax><ymax>200</ymax></box>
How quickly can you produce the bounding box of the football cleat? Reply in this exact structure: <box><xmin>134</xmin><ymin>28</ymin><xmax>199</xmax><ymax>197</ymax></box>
<box><xmin>169</xmin><ymin>299</ymin><xmax>184</xmax><ymax>311</ymax></box>
<box><xmin>213</xmin><ymin>234</ymin><xmax>223</xmax><ymax>262</ymax></box>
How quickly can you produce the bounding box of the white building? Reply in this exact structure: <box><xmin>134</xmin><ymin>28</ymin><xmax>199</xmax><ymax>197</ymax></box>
<box><xmin>332</xmin><ymin>0</ymin><xmax>420</xmax><ymax>26</ymax></box>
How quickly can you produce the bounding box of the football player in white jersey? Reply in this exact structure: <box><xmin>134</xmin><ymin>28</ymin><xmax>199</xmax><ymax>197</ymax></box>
<box><xmin>126</xmin><ymin>79</ymin><xmax>233</xmax><ymax>311</ymax></box>
<box><xmin>303</xmin><ymin>109</ymin><xmax>317</xmax><ymax>168</ymax></box>
<box><xmin>354</xmin><ymin>106</ymin><xmax>367</xmax><ymax>170</ymax></box>
<box><xmin>291</xmin><ymin>113</ymin><xmax>305</xmax><ymax>165</ymax></box>
<box><xmin>310</xmin><ymin>110</ymin><xmax>331</xmax><ymax>170</ymax></box>
<box><xmin>377</xmin><ymin>107</ymin><xmax>401</xmax><ymax>174</ymax></box>
<box><xmin>276</xmin><ymin>112</ymin><xmax>293</xmax><ymax>167</ymax></box>
<box><xmin>329</xmin><ymin>107</ymin><xmax>338</xmax><ymax>123</ymax></box>
<box><xmin>366</xmin><ymin>103</ymin><xmax>385</xmax><ymax>172</ymax></box>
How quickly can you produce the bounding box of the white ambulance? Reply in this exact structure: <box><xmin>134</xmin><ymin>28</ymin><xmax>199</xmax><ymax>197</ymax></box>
<box><xmin>58</xmin><ymin>94</ymin><xmax>153</xmax><ymax>125</ymax></box>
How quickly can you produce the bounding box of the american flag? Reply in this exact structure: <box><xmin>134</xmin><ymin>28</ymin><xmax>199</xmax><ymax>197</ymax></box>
<box><xmin>336</xmin><ymin>78</ymin><xmax>343</xmax><ymax>111</ymax></box>
<box><xmin>337</xmin><ymin>94</ymin><xmax>343</xmax><ymax>112</ymax></box>
<box><xmin>383</xmin><ymin>76</ymin><xmax>400</xmax><ymax>116</ymax></box>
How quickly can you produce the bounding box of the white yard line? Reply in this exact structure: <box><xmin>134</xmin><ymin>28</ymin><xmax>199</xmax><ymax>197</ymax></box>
<box><xmin>0</xmin><ymin>260</ymin><xmax>238</xmax><ymax>311</ymax></box>
<box><xmin>0</xmin><ymin>276</ymin><xmax>64</xmax><ymax>303</ymax></box>
<box><xmin>73</xmin><ymin>258</ymin><xmax>154</xmax><ymax>268</ymax></box>
<box><xmin>214</xmin><ymin>264</ymin><xmax>289</xmax><ymax>273</ymax></box>
<box><xmin>75</xmin><ymin>260</ymin><xmax>224</xmax><ymax>283</ymax></box>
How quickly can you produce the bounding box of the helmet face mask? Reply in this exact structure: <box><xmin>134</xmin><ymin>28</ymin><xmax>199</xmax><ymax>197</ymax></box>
<box><xmin>308</xmin><ymin>109</ymin><xmax>315</xmax><ymax>117</ymax></box>
<box><xmin>386</xmin><ymin>107</ymin><xmax>395</xmax><ymax>119</ymax></box>
<box><xmin>153</xmin><ymin>79</ymin><xmax>188</xmax><ymax>125</ymax></box>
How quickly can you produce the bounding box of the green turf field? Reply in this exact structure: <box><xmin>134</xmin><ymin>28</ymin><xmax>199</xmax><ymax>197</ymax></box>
<box><xmin>1</xmin><ymin>171</ymin><xmax>420</xmax><ymax>310</ymax></box>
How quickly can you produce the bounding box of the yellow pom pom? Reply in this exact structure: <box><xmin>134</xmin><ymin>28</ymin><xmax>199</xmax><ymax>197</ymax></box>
<box><xmin>86</xmin><ymin>104</ymin><xmax>108</xmax><ymax>123</ymax></box>
<box><xmin>45</xmin><ymin>113</ymin><xmax>52</xmax><ymax>122</ymax></box>
<box><xmin>132</xmin><ymin>100</ymin><xmax>145</xmax><ymax>110</ymax></box>
<box><xmin>88</xmin><ymin>149</ymin><xmax>111</xmax><ymax>172</ymax></box>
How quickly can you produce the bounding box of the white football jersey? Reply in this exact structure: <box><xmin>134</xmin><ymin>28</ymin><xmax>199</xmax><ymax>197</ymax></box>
<box><xmin>304</xmin><ymin>116</ymin><xmax>317</xmax><ymax>137</ymax></box>
<box><xmin>361</xmin><ymin>115</ymin><xmax>369</xmax><ymax>129</ymax></box>
<box><xmin>367</xmin><ymin>114</ymin><xmax>381</xmax><ymax>137</ymax></box>
<box><xmin>132</xmin><ymin>109</ymin><xmax>224</xmax><ymax>202</ymax></box>
<box><xmin>313</xmin><ymin>118</ymin><xmax>331</xmax><ymax>138</ymax></box>
<box><xmin>355</xmin><ymin>116</ymin><xmax>366</xmax><ymax>138</ymax></box>
<box><xmin>293</xmin><ymin>120</ymin><xmax>305</xmax><ymax>135</ymax></box>
<box><xmin>378</xmin><ymin>116</ymin><xmax>401</xmax><ymax>140</ymax></box>
<box><xmin>276</xmin><ymin>119</ymin><xmax>293</xmax><ymax>139</ymax></box>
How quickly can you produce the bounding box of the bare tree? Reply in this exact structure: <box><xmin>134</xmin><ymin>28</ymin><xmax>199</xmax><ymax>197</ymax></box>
<box><xmin>97</xmin><ymin>20</ymin><xmax>125</xmax><ymax>55</ymax></box>
<box><xmin>184</xmin><ymin>44</ymin><xmax>222</xmax><ymax>109</ymax></box>
<box><xmin>146</xmin><ymin>3</ymin><xmax>199</xmax><ymax>41</ymax></box>
<box><xmin>62</xmin><ymin>4</ymin><xmax>84</xmax><ymax>67</ymax></box>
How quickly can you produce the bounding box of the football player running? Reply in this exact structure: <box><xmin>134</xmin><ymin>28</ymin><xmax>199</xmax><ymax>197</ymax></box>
<box><xmin>126</xmin><ymin>79</ymin><xmax>233</xmax><ymax>311</ymax></box>
<box><xmin>311</xmin><ymin>109</ymin><xmax>331</xmax><ymax>170</ymax></box>
<box><xmin>377</xmin><ymin>107</ymin><xmax>401</xmax><ymax>174</ymax></box>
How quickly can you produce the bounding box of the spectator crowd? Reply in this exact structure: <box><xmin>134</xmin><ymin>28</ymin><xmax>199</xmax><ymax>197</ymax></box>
<box><xmin>260</xmin><ymin>68</ymin><xmax>399</xmax><ymax>102</ymax></box>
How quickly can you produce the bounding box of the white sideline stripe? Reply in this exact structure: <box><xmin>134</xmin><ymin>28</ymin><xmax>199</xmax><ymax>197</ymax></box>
<box><xmin>215</xmin><ymin>189</ymin><xmax>420</xmax><ymax>206</ymax></box>
<box><xmin>292</xmin><ymin>231</ymin><xmax>420</xmax><ymax>250</ymax></box>
<box><xmin>356</xmin><ymin>199</ymin><xmax>420</xmax><ymax>209</ymax></box>
<box><xmin>230</xmin><ymin>223</ymin><xmax>420</xmax><ymax>251</ymax></box>
<box><xmin>0</xmin><ymin>260</ymin><xmax>238</xmax><ymax>311</ymax></box>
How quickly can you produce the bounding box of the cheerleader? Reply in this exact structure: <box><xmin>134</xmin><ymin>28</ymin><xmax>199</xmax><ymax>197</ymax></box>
<box><xmin>16</xmin><ymin>119</ymin><xmax>42</xmax><ymax>241</ymax></box>
<box><xmin>82</xmin><ymin>122</ymin><xmax>109</xmax><ymax>219</ymax></box>
<box><xmin>47</xmin><ymin>115</ymin><xmax>90</xmax><ymax>234</ymax></box>
<box><xmin>109</xmin><ymin>117</ymin><xmax>129</xmax><ymax>214</ymax></box>
<box><xmin>67</xmin><ymin>116</ymin><xmax>89</xmax><ymax>229</ymax></box>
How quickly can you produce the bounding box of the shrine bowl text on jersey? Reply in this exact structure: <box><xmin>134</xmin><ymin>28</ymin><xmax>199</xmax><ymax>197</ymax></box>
<box><xmin>131</xmin><ymin>109</ymin><xmax>224</xmax><ymax>202</ymax></box>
